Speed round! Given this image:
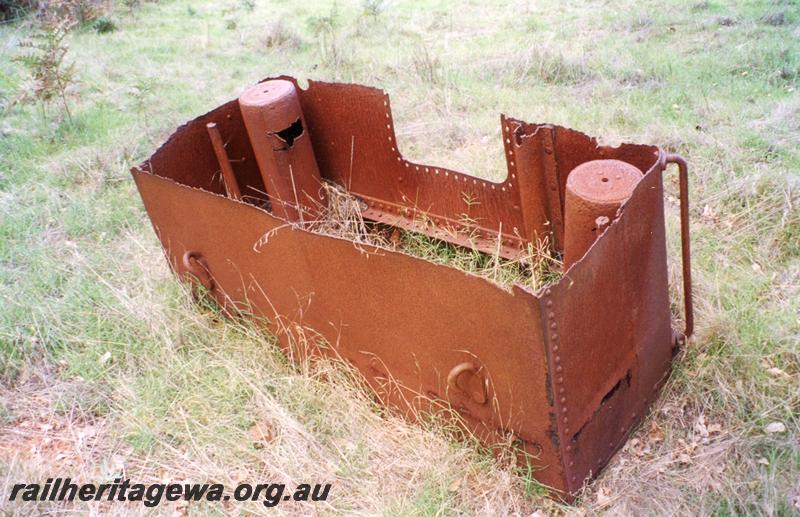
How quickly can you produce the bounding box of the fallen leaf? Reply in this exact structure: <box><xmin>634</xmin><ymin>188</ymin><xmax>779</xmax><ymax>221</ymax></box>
<box><xmin>389</xmin><ymin>228</ymin><xmax>401</xmax><ymax>247</ymax></box>
<box><xmin>448</xmin><ymin>477</ymin><xmax>462</xmax><ymax>493</ymax></box>
<box><xmin>249</xmin><ymin>420</ymin><xmax>276</xmax><ymax>446</ymax></box>
<box><xmin>78</xmin><ymin>425</ymin><xmax>97</xmax><ymax>439</ymax></box>
<box><xmin>701</xmin><ymin>204</ymin><xmax>719</xmax><ymax>224</ymax></box>
<box><xmin>596</xmin><ymin>487</ymin><xmax>612</xmax><ymax>506</ymax></box>
<box><xmin>170</xmin><ymin>502</ymin><xmax>189</xmax><ymax>517</ymax></box>
<box><xmin>765</xmin><ymin>422</ymin><xmax>786</xmax><ymax>434</ymax></box>
<box><xmin>767</xmin><ymin>367</ymin><xmax>791</xmax><ymax>380</ymax></box>
<box><xmin>111</xmin><ymin>454</ymin><xmax>125</xmax><ymax>472</ymax></box>
<box><xmin>694</xmin><ymin>414</ymin><xmax>709</xmax><ymax>440</ymax></box>
<box><xmin>647</xmin><ymin>421</ymin><xmax>665</xmax><ymax>445</ymax></box>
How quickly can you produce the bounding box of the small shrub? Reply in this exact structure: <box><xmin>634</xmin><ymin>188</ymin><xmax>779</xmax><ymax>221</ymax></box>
<box><xmin>0</xmin><ymin>0</ymin><xmax>36</xmax><ymax>21</ymax></box>
<box><xmin>307</xmin><ymin>4</ymin><xmax>344</xmax><ymax>67</ymax></box>
<box><xmin>122</xmin><ymin>0</ymin><xmax>140</xmax><ymax>13</ymax></box>
<box><xmin>13</xmin><ymin>19</ymin><xmax>76</xmax><ymax>122</ymax></box>
<box><xmin>307</xmin><ymin>4</ymin><xmax>339</xmax><ymax>39</ymax></box>
<box><xmin>129</xmin><ymin>76</ymin><xmax>155</xmax><ymax>133</ymax></box>
<box><xmin>412</xmin><ymin>42</ymin><xmax>441</xmax><ymax>85</ymax></box>
<box><xmin>90</xmin><ymin>15</ymin><xmax>116</xmax><ymax>33</ymax></box>
<box><xmin>762</xmin><ymin>11</ymin><xmax>786</xmax><ymax>27</ymax></box>
<box><xmin>499</xmin><ymin>46</ymin><xmax>593</xmax><ymax>86</ymax></box>
<box><xmin>361</xmin><ymin>0</ymin><xmax>384</xmax><ymax>18</ymax></box>
<box><xmin>37</xmin><ymin>0</ymin><xmax>110</xmax><ymax>26</ymax></box>
<box><xmin>263</xmin><ymin>20</ymin><xmax>300</xmax><ymax>49</ymax></box>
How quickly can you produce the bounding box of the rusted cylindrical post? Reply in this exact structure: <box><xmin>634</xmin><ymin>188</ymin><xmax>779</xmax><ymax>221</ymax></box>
<box><xmin>239</xmin><ymin>80</ymin><xmax>326</xmax><ymax>222</ymax></box>
<box><xmin>563</xmin><ymin>159</ymin><xmax>642</xmax><ymax>269</ymax></box>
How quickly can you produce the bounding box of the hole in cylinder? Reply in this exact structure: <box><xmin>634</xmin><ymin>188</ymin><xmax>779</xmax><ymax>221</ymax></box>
<box><xmin>273</xmin><ymin>118</ymin><xmax>304</xmax><ymax>147</ymax></box>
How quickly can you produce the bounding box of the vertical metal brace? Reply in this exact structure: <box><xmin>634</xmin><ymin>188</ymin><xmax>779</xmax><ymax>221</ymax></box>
<box><xmin>206</xmin><ymin>122</ymin><xmax>243</xmax><ymax>201</ymax></box>
<box><xmin>509</xmin><ymin>122</ymin><xmax>564</xmax><ymax>251</ymax></box>
<box><xmin>541</xmin><ymin>127</ymin><xmax>564</xmax><ymax>251</ymax></box>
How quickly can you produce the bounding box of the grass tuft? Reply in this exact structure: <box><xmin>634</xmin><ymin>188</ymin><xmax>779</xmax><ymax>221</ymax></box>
<box><xmin>302</xmin><ymin>181</ymin><xmax>563</xmax><ymax>291</ymax></box>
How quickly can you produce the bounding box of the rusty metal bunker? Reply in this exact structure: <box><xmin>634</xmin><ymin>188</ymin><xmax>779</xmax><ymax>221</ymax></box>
<box><xmin>131</xmin><ymin>77</ymin><xmax>693</xmax><ymax>499</ymax></box>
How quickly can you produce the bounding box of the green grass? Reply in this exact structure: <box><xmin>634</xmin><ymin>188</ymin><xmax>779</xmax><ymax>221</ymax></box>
<box><xmin>1</xmin><ymin>0</ymin><xmax>798</xmax><ymax>514</ymax></box>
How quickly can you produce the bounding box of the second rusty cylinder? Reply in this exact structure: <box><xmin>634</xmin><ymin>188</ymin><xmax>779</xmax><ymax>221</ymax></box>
<box><xmin>239</xmin><ymin>80</ymin><xmax>326</xmax><ymax>222</ymax></box>
<box><xmin>563</xmin><ymin>159</ymin><xmax>642</xmax><ymax>269</ymax></box>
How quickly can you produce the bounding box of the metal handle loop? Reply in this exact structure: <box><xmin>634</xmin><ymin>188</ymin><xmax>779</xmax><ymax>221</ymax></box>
<box><xmin>663</xmin><ymin>153</ymin><xmax>694</xmax><ymax>339</ymax></box>
<box><xmin>447</xmin><ymin>362</ymin><xmax>488</xmax><ymax>405</ymax></box>
<box><xmin>182</xmin><ymin>250</ymin><xmax>215</xmax><ymax>295</ymax></box>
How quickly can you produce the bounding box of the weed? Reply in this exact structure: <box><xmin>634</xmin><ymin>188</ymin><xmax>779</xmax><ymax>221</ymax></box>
<box><xmin>263</xmin><ymin>19</ymin><xmax>301</xmax><ymax>49</ymax></box>
<box><xmin>89</xmin><ymin>15</ymin><xmax>115</xmax><ymax>33</ymax></box>
<box><xmin>306</xmin><ymin>3</ymin><xmax>344</xmax><ymax>69</ymax></box>
<box><xmin>500</xmin><ymin>46</ymin><xmax>592</xmax><ymax>86</ymax></box>
<box><xmin>38</xmin><ymin>0</ymin><xmax>109</xmax><ymax>26</ymax></box>
<box><xmin>0</xmin><ymin>0</ymin><xmax>35</xmax><ymax>21</ymax></box>
<box><xmin>361</xmin><ymin>0</ymin><xmax>384</xmax><ymax>19</ymax></box>
<box><xmin>13</xmin><ymin>19</ymin><xmax>76</xmax><ymax>122</ymax></box>
<box><xmin>762</xmin><ymin>11</ymin><xmax>786</xmax><ymax>26</ymax></box>
<box><xmin>412</xmin><ymin>41</ymin><xmax>442</xmax><ymax>85</ymax></box>
<box><xmin>122</xmin><ymin>0</ymin><xmax>140</xmax><ymax>14</ymax></box>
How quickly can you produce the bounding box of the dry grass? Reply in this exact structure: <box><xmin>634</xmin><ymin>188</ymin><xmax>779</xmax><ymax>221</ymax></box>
<box><xmin>302</xmin><ymin>181</ymin><xmax>562</xmax><ymax>292</ymax></box>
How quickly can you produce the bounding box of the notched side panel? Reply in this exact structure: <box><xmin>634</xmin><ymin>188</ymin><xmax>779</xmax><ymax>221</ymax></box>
<box><xmin>292</xmin><ymin>80</ymin><xmax>535</xmax><ymax>256</ymax></box>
